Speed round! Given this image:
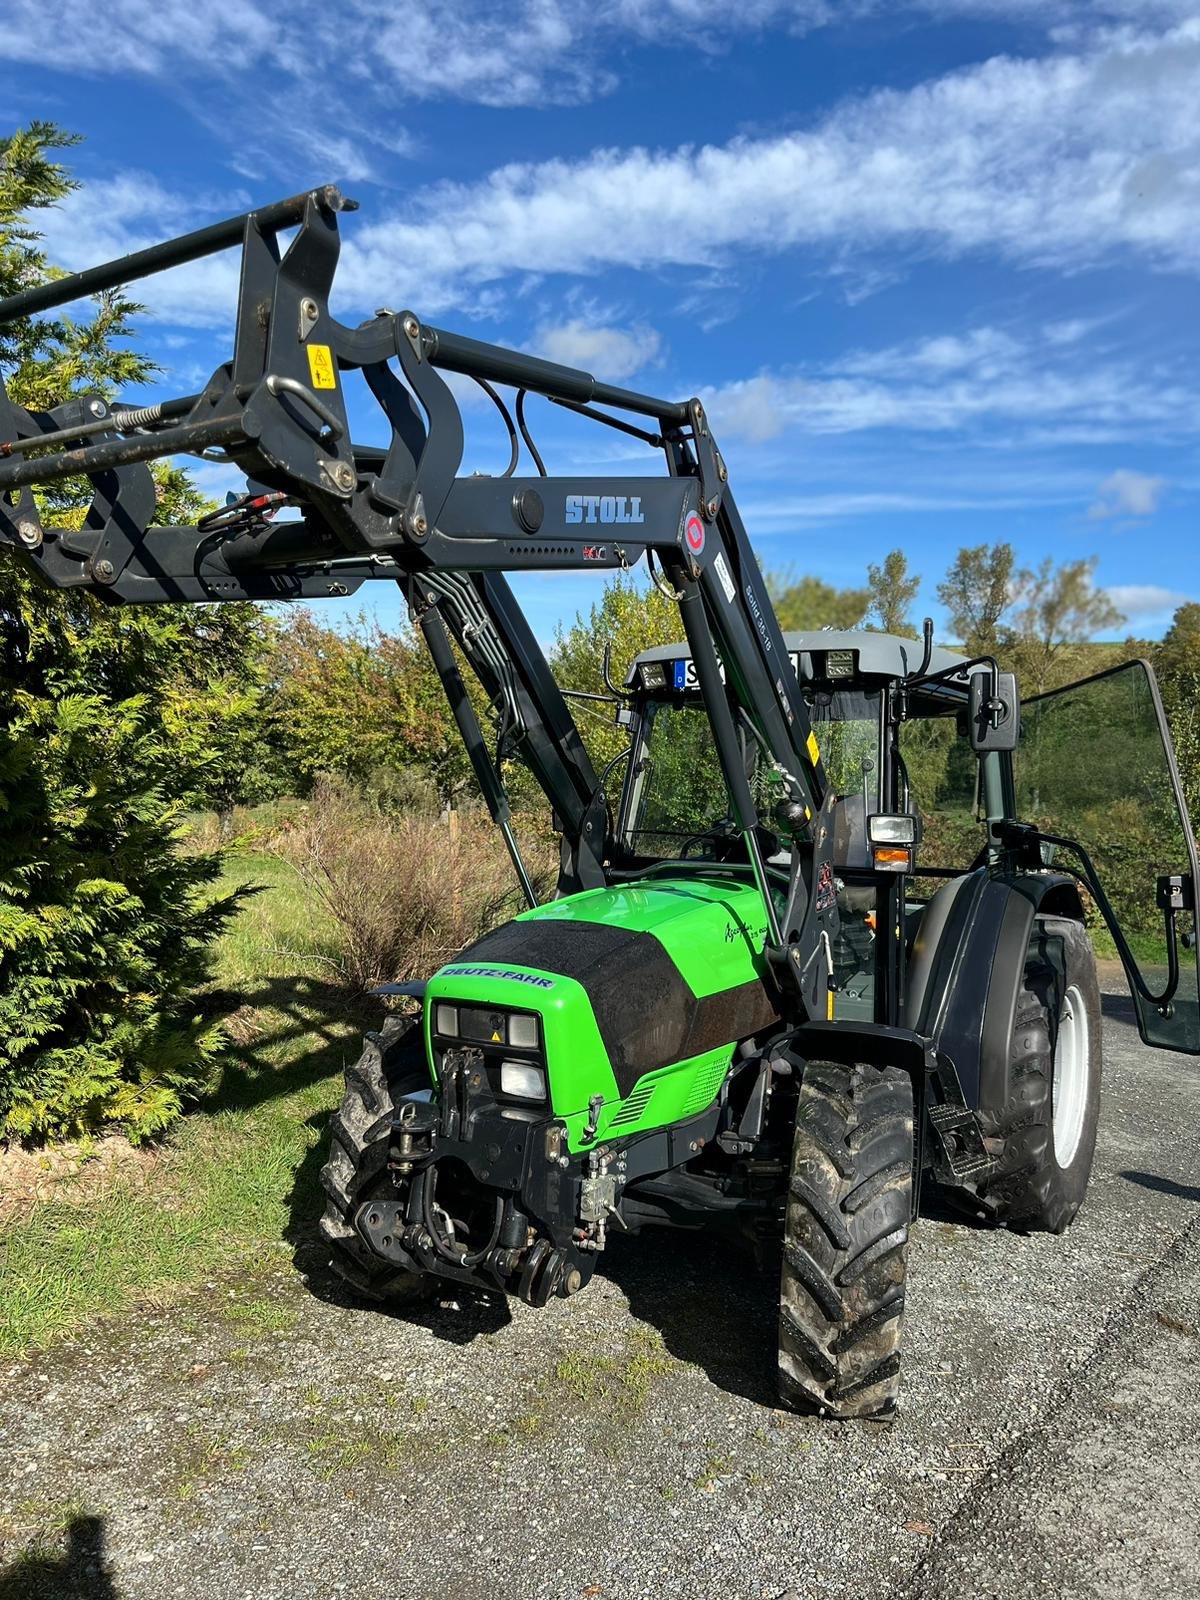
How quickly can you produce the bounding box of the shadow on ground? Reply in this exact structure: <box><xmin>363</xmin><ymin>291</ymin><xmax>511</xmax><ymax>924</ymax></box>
<box><xmin>0</xmin><ymin>1517</ymin><xmax>120</xmax><ymax>1600</ymax></box>
<box><xmin>602</xmin><ymin>1227</ymin><xmax>779</xmax><ymax>1405</ymax></box>
<box><xmin>201</xmin><ymin>977</ymin><xmax>377</xmax><ymax>1114</ymax></box>
<box><xmin>1120</xmin><ymin>1169</ymin><xmax>1200</xmax><ymax>1203</ymax></box>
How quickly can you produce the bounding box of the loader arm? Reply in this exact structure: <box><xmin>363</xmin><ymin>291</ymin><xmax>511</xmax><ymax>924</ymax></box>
<box><xmin>0</xmin><ymin>185</ymin><xmax>835</xmax><ymax>1019</ymax></box>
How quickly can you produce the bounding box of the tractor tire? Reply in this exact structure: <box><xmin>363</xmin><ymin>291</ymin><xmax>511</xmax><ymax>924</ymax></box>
<box><xmin>318</xmin><ymin>1015</ymin><xmax>436</xmax><ymax>1304</ymax></box>
<box><xmin>982</xmin><ymin>915</ymin><xmax>1102</xmax><ymax>1234</ymax></box>
<box><xmin>778</xmin><ymin>1061</ymin><xmax>914</xmax><ymax>1420</ymax></box>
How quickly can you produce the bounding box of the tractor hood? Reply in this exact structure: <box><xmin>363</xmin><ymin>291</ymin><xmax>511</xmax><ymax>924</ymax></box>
<box><xmin>426</xmin><ymin>873</ymin><xmax>778</xmax><ymax>1123</ymax></box>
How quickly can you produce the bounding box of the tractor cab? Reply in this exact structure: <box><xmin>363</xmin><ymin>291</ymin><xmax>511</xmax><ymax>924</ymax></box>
<box><xmin>618</xmin><ymin>630</ymin><xmax>990</xmax><ymax>1025</ymax></box>
<box><xmin>619</xmin><ymin>632</ymin><xmax>1200</xmax><ymax>1054</ymax></box>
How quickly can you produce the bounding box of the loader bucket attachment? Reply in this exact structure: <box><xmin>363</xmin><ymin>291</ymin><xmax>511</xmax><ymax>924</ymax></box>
<box><xmin>1016</xmin><ymin>660</ymin><xmax>1200</xmax><ymax>1055</ymax></box>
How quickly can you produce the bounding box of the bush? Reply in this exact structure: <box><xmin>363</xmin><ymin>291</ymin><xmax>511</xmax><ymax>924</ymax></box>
<box><xmin>0</xmin><ymin>689</ymin><xmax>244</xmax><ymax>1144</ymax></box>
<box><xmin>271</xmin><ymin>781</ymin><xmax>556</xmax><ymax>994</ymax></box>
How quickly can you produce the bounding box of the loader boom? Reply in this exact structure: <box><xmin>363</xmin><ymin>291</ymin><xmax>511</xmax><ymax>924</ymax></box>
<box><xmin>0</xmin><ymin>185</ymin><xmax>836</xmax><ymax>1018</ymax></box>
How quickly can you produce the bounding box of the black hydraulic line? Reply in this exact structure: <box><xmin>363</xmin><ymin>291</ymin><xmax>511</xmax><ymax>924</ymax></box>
<box><xmin>515</xmin><ymin>390</ymin><xmax>547</xmax><ymax>476</ymax></box>
<box><xmin>547</xmin><ymin>395</ymin><xmax>664</xmax><ymax>448</ymax></box>
<box><xmin>421</xmin><ymin>324</ymin><xmax>690</xmax><ymax>424</ymax></box>
<box><xmin>413</xmin><ymin>595</ymin><xmax>538</xmax><ymax>909</ymax></box>
<box><xmin>676</xmin><ymin>574</ymin><xmax>783</xmax><ymax>948</ymax></box>
<box><xmin>421</xmin><ymin>1165</ymin><xmax>504</xmax><ymax>1268</ymax></box>
<box><xmin>0</xmin><ymin>186</ymin><xmax>354</xmax><ymax>322</ymax></box>
<box><xmin>1007</xmin><ymin>824</ymin><xmax>1182</xmax><ymax>1008</ymax></box>
<box><xmin>472</xmin><ymin>378</ymin><xmax>520</xmax><ymax>477</ymax></box>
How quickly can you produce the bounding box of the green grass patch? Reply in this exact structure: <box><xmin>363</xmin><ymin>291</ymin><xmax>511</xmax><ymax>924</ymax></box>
<box><xmin>1088</xmin><ymin>923</ymin><xmax>1172</xmax><ymax>969</ymax></box>
<box><xmin>550</xmin><ymin>1328</ymin><xmax>675</xmax><ymax>1422</ymax></box>
<box><xmin>0</xmin><ymin>851</ymin><xmax>371</xmax><ymax>1357</ymax></box>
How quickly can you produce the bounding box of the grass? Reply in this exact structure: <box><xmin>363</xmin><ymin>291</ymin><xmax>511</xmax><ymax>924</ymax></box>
<box><xmin>549</xmin><ymin>1329</ymin><xmax>675</xmax><ymax>1423</ymax></box>
<box><xmin>0</xmin><ymin>850</ymin><xmax>369</xmax><ymax>1357</ymax></box>
<box><xmin>1089</xmin><ymin>922</ymin><xmax>1174</xmax><ymax>970</ymax></box>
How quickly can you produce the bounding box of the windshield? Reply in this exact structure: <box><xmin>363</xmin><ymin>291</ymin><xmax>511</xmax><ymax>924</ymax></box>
<box><xmin>620</xmin><ymin>687</ymin><xmax>882</xmax><ymax>859</ymax></box>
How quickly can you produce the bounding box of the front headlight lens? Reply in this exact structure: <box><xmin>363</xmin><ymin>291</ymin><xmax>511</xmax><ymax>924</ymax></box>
<box><xmin>434</xmin><ymin>1003</ymin><xmax>459</xmax><ymax>1037</ymax></box>
<box><xmin>507</xmin><ymin>1011</ymin><xmax>539</xmax><ymax>1049</ymax></box>
<box><xmin>500</xmin><ymin>1060</ymin><xmax>546</xmax><ymax>1101</ymax></box>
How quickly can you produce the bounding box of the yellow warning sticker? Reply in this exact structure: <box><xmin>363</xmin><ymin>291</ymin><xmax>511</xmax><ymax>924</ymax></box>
<box><xmin>806</xmin><ymin>731</ymin><xmax>821</xmax><ymax>766</ymax></box>
<box><xmin>307</xmin><ymin>343</ymin><xmax>337</xmax><ymax>390</ymax></box>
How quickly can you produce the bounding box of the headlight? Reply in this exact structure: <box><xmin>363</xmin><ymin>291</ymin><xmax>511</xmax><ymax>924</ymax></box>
<box><xmin>507</xmin><ymin>1011</ymin><xmax>539</xmax><ymax>1049</ymax></box>
<box><xmin>500</xmin><ymin>1060</ymin><xmax>546</xmax><ymax>1101</ymax></box>
<box><xmin>434</xmin><ymin>1003</ymin><xmax>459</xmax><ymax>1037</ymax></box>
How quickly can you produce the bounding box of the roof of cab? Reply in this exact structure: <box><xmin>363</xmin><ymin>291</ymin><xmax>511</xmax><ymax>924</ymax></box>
<box><xmin>629</xmin><ymin>629</ymin><xmax>970</xmax><ymax>684</ymax></box>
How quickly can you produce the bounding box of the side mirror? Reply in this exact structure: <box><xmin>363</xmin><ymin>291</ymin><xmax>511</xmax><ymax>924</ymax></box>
<box><xmin>969</xmin><ymin>670</ymin><xmax>1020</xmax><ymax>754</ymax></box>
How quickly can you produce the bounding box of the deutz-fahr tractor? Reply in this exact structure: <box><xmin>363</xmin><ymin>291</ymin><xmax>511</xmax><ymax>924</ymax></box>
<box><xmin>2</xmin><ymin>188</ymin><xmax>1196</xmax><ymax>1419</ymax></box>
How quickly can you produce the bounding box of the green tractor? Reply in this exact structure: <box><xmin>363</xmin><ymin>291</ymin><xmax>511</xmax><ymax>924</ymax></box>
<box><xmin>2</xmin><ymin>188</ymin><xmax>1196</xmax><ymax>1419</ymax></box>
<box><xmin>324</xmin><ymin>628</ymin><xmax>1198</xmax><ymax>1418</ymax></box>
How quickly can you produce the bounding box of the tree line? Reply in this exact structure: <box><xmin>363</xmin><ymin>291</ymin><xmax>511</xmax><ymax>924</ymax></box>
<box><xmin>1</xmin><ymin>122</ymin><xmax>1195</xmax><ymax>1145</ymax></box>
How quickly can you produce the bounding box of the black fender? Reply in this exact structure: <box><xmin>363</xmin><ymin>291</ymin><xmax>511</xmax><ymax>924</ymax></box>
<box><xmin>907</xmin><ymin>867</ymin><xmax>1085</xmax><ymax>1118</ymax></box>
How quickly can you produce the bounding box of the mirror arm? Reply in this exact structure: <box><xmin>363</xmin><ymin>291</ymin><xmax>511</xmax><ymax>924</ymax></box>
<box><xmin>997</xmin><ymin>822</ymin><xmax>1182</xmax><ymax>1009</ymax></box>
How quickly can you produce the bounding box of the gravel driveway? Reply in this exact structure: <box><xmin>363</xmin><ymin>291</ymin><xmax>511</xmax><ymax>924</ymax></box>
<box><xmin>2</xmin><ymin>982</ymin><xmax>1198</xmax><ymax>1600</ymax></box>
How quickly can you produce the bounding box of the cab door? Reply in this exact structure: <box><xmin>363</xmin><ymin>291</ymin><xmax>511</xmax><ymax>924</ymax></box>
<box><xmin>1016</xmin><ymin>659</ymin><xmax>1199</xmax><ymax>1055</ymax></box>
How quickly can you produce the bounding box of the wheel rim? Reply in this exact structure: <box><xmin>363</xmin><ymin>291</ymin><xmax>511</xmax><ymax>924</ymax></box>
<box><xmin>1052</xmin><ymin>984</ymin><xmax>1090</xmax><ymax>1168</ymax></box>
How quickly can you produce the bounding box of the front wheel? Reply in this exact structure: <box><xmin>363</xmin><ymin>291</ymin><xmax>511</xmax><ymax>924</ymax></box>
<box><xmin>318</xmin><ymin>1015</ymin><xmax>437</xmax><ymax>1303</ymax></box>
<box><xmin>778</xmin><ymin>1060</ymin><xmax>914</xmax><ymax>1420</ymax></box>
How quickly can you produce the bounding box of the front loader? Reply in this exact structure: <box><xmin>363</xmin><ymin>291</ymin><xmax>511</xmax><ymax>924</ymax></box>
<box><xmin>2</xmin><ymin>187</ymin><xmax>1197</xmax><ymax>1418</ymax></box>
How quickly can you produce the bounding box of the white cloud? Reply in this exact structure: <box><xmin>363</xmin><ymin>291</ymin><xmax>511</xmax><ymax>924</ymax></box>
<box><xmin>1088</xmin><ymin>468</ymin><xmax>1167</xmax><ymax>518</ymax></box>
<box><xmin>697</xmin><ymin>322</ymin><xmax>1198</xmax><ymax>445</ymax></box>
<box><xmin>331</xmin><ymin>18</ymin><xmax>1200</xmax><ymax>313</ymax></box>
<box><xmin>534</xmin><ymin>318</ymin><xmax>661</xmax><ymax>381</ymax></box>
<box><xmin>1105</xmin><ymin>582</ymin><xmax>1191</xmax><ymax>622</ymax></box>
<box><xmin>30</xmin><ymin>19</ymin><xmax>1200</xmax><ymax>329</ymax></box>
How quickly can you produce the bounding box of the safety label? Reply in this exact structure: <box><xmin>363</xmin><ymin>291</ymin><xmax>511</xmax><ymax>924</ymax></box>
<box><xmin>306</xmin><ymin>343</ymin><xmax>337</xmax><ymax>389</ymax></box>
<box><xmin>713</xmin><ymin>551</ymin><xmax>736</xmax><ymax>603</ymax></box>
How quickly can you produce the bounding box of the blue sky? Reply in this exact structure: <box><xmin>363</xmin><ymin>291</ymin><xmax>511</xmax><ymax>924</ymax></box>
<box><xmin>9</xmin><ymin>1</ymin><xmax>1200</xmax><ymax>645</ymax></box>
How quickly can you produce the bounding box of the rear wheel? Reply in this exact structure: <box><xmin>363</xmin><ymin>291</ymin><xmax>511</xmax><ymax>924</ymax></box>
<box><xmin>982</xmin><ymin>915</ymin><xmax>1102</xmax><ymax>1233</ymax></box>
<box><xmin>778</xmin><ymin>1061</ymin><xmax>914</xmax><ymax>1420</ymax></box>
<box><xmin>318</xmin><ymin>1015</ymin><xmax>436</xmax><ymax>1303</ymax></box>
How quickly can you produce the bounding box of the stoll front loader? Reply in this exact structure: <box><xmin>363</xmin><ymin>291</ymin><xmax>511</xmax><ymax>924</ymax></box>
<box><xmin>2</xmin><ymin>187</ymin><xmax>1197</xmax><ymax>1418</ymax></box>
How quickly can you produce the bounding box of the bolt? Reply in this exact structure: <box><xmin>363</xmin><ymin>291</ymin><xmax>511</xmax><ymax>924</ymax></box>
<box><xmin>706</xmin><ymin>496</ymin><xmax>720</xmax><ymax>519</ymax></box>
<box><xmin>16</xmin><ymin>519</ymin><xmax>41</xmax><ymax>547</ymax></box>
<box><xmin>301</xmin><ymin>297</ymin><xmax>318</xmax><ymax>320</ymax></box>
<box><xmin>557</xmin><ymin>1155</ymin><xmax>569</xmax><ymax>1169</ymax></box>
<box><xmin>88</xmin><ymin>399</ymin><xmax>107</xmax><ymax>418</ymax></box>
<box><xmin>93</xmin><ymin>559</ymin><xmax>115</xmax><ymax>580</ymax></box>
<box><xmin>333</xmin><ymin>462</ymin><xmax>355</xmax><ymax>491</ymax></box>
<box><xmin>412</xmin><ymin>514</ymin><xmax>428</xmax><ymax>535</ymax></box>
<box><xmin>419</xmin><ymin>1232</ymin><xmax>433</xmax><ymax>1251</ymax></box>
<box><xmin>717</xmin><ymin>456</ymin><xmax>728</xmax><ymax>482</ymax></box>
<box><xmin>403</xmin><ymin>315</ymin><xmax>420</xmax><ymax>339</ymax></box>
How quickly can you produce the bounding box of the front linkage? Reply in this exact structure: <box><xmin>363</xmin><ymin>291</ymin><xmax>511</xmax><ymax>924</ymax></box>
<box><xmin>357</xmin><ymin>1052</ymin><xmax>727</xmax><ymax>1306</ymax></box>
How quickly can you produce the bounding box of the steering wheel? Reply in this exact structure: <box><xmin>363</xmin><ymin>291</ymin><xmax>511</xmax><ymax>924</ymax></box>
<box><xmin>679</xmin><ymin>818</ymin><xmax>740</xmax><ymax>860</ymax></box>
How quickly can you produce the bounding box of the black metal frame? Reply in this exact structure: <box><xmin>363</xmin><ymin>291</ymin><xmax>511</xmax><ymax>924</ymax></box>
<box><xmin>0</xmin><ymin>185</ymin><xmax>835</xmax><ymax>1019</ymax></box>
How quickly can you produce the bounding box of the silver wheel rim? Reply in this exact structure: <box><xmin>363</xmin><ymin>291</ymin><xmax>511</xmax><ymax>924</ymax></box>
<box><xmin>1052</xmin><ymin>984</ymin><xmax>1089</xmax><ymax>1168</ymax></box>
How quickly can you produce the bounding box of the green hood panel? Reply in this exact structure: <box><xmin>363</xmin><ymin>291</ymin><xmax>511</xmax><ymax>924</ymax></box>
<box><xmin>511</xmin><ymin>872</ymin><xmax>772</xmax><ymax>998</ymax></box>
<box><xmin>426</xmin><ymin>871</ymin><xmax>778</xmax><ymax>1147</ymax></box>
